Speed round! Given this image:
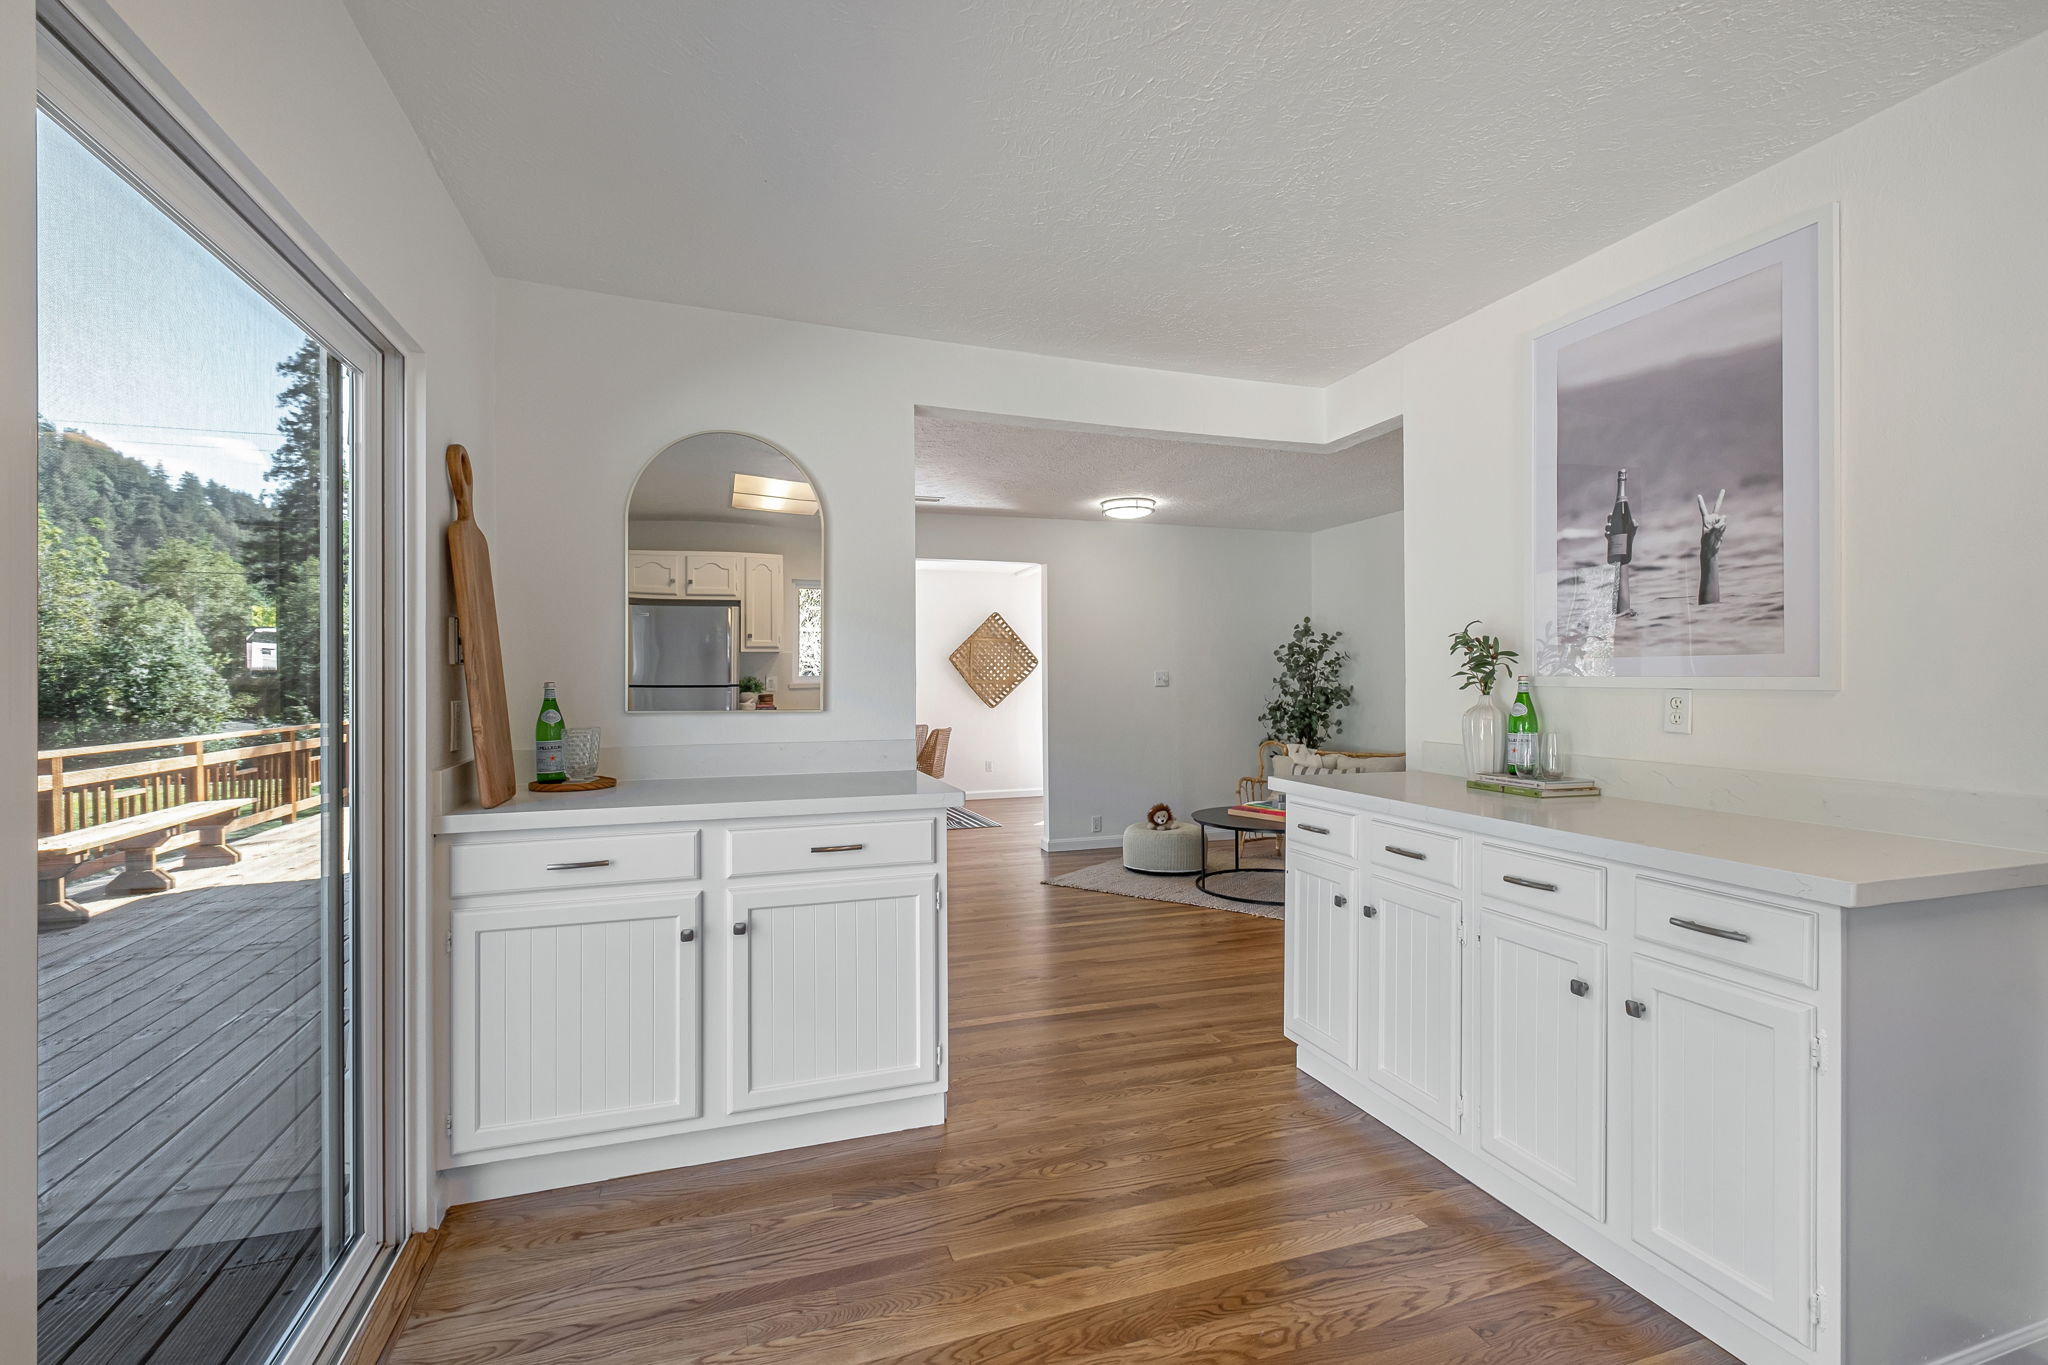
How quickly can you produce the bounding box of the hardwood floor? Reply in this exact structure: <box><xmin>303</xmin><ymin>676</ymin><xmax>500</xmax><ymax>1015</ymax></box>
<box><xmin>384</xmin><ymin>797</ymin><xmax>1735</xmax><ymax>1364</ymax></box>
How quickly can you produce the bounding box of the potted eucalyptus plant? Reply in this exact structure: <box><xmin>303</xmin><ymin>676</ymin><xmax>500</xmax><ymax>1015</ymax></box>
<box><xmin>1259</xmin><ymin>618</ymin><xmax>1355</xmax><ymax>751</ymax></box>
<box><xmin>1450</xmin><ymin>621</ymin><xmax>1517</xmax><ymax>776</ymax></box>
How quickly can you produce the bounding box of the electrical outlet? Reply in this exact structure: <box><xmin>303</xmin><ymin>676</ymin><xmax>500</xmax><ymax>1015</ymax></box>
<box><xmin>984</xmin><ymin>760</ymin><xmax>994</xmax><ymax>772</ymax></box>
<box><xmin>448</xmin><ymin>699</ymin><xmax>469</xmax><ymax>753</ymax></box>
<box><xmin>1662</xmin><ymin>690</ymin><xmax>1693</xmax><ymax>735</ymax></box>
<box><xmin>1090</xmin><ymin>815</ymin><xmax>1104</xmax><ymax>833</ymax></box>
<box><xmin>1154</xmin><ymin>670</ymin><xmax>1171</xmax><ymax>688</ymax></box>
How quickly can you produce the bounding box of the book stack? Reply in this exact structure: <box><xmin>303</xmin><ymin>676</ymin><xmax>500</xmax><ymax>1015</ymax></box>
<box><xmin>1467</xmin><ymin>772</ymin><xmax>1601</xmax><ymax>799</ymax></box>
<box><xmin>1227</xmin><ymin>798</ymin><xmax>1286</xmax><ymax>823</ymax></box>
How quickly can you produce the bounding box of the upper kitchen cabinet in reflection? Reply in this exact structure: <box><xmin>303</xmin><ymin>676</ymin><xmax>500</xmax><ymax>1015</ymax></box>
<box><xmin>625</xmin><ymin>432</ymin><xmax>824</xmax><ymax>713</ymax></box>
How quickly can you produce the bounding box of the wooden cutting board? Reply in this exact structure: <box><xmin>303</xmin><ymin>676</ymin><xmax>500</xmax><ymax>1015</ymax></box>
<box><xmin>446</xmin><ymin>444</ymin><xmax>515</xmax><ymax>809</ymax></box>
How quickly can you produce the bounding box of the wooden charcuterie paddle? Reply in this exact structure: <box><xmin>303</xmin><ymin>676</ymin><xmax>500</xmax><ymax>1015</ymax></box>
<box><xmin>446</xmin><ymin>444</ymin><xmax>515</xmax><ymax>808</ymax></box>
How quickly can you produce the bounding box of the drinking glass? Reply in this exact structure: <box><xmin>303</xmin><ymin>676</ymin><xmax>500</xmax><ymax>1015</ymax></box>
<box><xmin>1537</xmin><ymin>731</ymin><xmax>1569</xmax><ymax>781</ymax></box>
<box><xmin>565</xmin><ymin>727</ymin><xmax>602</xmax><ymax>783</ymax></box>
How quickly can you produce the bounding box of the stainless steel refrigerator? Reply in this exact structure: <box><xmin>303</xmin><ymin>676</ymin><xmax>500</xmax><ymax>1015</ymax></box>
<box><xmin>628</xmin><ymin>601</ymin><xmax>741</xmax><ymax>710</ymax></box>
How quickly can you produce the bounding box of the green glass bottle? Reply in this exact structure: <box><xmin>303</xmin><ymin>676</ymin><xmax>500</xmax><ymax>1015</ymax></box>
<box><xmin>535</xmin><ymin>682</ymin><xmax>567</xmax><ymax>784</ymax></box>
<box><xmin>1505</xmin><ymin>674</ymin><xmax>1539</xmax><ymax>776</ymax></box>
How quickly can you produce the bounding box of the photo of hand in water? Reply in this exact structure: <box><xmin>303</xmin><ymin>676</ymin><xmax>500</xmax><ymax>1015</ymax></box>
<box><xmin>1531</xmin><ymin>216</ymin><xmax>1830</xmax><ymax>683</ymax></box>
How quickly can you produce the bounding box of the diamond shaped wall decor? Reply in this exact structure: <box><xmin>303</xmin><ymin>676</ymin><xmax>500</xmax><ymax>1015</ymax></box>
<box><xmin>949</xmin><ymin>612</ymin><xmax>1038</xmax><ymax>708</ymax></box>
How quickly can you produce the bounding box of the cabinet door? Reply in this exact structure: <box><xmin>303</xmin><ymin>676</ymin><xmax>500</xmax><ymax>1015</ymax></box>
<box><xmin>683</xmin><ymin>551</ymin><xmax>742</xmax><ymax>597</ymax></box>
<box><xmin>450</xmin><ymin>892</ymin><xmax>701</xmax><ymax>1156</ymax></box>
<box><xmin>1627</xmin><ymin>955</ymin><xmax>1816</xmax><ymax>1345</ymax></box>
<box><xmin>1476</xmin><ymin>910</ymin><xmax>1605</xmax><ymax>1216</ymax></box>
<box><xmin>728</xmin><ymin>874</ymin><xmax>939</xmax><ymax>1112</ymax></box>
<box><xmin>1283</xmin><ymin>851</ymin><xmax>1360</xmax><ymax>1068</ymax></box>
<box><xmin>626</xmin><ymin>550</ymin><xmax>683</xmax><ymax>598</ymax></box>
<box><xmin>740</xmin><ymin>554</ymin><xmax>784</xmax><ymax>651</ymax></box>
<box><xmin>1362</xmin><ymin>873</ymin><xmax>1462</xmax><ymax>1130</ymax></box>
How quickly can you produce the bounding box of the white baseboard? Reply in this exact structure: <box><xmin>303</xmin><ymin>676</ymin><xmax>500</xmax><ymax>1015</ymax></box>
<box><xmin>1044</xmin><ymin>834</ymin><xmax>1124</xmax><ymax>852</ymax></box>
<box><xmin>1923</xmin><ymin>1317</ymin><xmax>2048</xmax><ymax>1365</ymax></box>
<box><xmin>964</xmin><ymin>787</ymin><xmax>1042</xmax><ymax>800</ymax></box>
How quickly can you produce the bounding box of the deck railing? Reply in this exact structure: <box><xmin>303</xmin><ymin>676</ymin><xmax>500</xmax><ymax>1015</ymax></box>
<box><xmin>37</xmin><ymin>724</ymin><xmax>325</xmax><ymax>838</ymax></box>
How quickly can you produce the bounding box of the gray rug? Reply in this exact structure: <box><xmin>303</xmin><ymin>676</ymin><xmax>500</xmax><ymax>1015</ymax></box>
<box><xmin>948</xmin><ymin>807</ymin><xmax>1002</xmax><ymax>830</ymax></box>
<box><xmin>1044</xmin><ymin>857</ymin><xmax>1284</xmax><ymax>920</ymax></box>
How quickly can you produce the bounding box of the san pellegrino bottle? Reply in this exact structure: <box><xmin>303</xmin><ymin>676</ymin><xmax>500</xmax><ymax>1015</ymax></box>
<box><xmin>535</xmin><ymin>682</ymin><xmax>567</xmax><ymax>784</ymax></box>
<box><xmin>1505</xmin><ymin>675</ymin><xmax>1540</xmax><ymax>776</ymax></box>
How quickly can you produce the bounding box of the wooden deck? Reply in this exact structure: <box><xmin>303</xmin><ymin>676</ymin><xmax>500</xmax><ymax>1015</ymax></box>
<box><xmin>37</xmin><ymin>821</ymin><xmax>331</xmax><ymax>1365</ymax></box>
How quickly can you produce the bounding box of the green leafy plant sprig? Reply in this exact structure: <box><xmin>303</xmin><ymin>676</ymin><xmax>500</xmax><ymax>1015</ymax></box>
<box><xmin>1449</xmin><ymin>621</ymin><xmax>1517</xmax><ymax>697</ymax></box>
<box><xmin>1259</xmin><ymin>618</ymin><xmax>1354</xmax><ymax>749</ymax></box>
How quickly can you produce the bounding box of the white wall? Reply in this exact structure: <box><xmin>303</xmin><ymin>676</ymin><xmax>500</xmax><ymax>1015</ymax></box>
<box><xmin>1309</xmin><ymin>512</ymin><xmax>1405</xmax><ymax>753</ymax></box>
<box><xmin>917</xmin><ymin>515</ymin><xmax>1310</xmax><ymax>848</ymax></box>
<box><xmin>1334</xmin><ymin>32</ymin><xmax>2048</xmax><ymax>830</ymax></box>
<box><xmin>916</xmin><ymin>562</ymin><xmax>1045</xmax><ymax>799</ymax></box>
<box><xmin>492</xmin><ymin>278</ymin><xmax>1325</xmax><ymax>781</ymax></box>
<box><xmin>2</xmin><ymin>0</ymin><xmax>38</xmax><ymax>1342</ymax></box>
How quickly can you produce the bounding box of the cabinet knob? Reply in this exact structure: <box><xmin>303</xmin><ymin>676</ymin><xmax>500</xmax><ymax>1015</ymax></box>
<box><xmin>1333</xmin><ymin>894</ymin><xmax>1347</xmax><ymax>908</ymax></box>
<box><xmin>1361</xmin><ymin>904</ymin><xmax>1377</xmax><ymax>918</ymax></box>
<box><xmin>680</xmin><ymin>928</ymin><xmax>696</xmax><ymax>942</ymax></box>
<box><xmin>733</xmin><ymin>922</ymin><xmax>748</xmax><ymax>936</ymax></box>
<box><xmin>1624</xmin><ymin>998</ymin><xmax>1648</xmax><ymax>1019</ymax></box>
<box><xmin>1569</xmin><ymin>978</ymin><xmax>1590</xmax><ymax>997</ymax></box>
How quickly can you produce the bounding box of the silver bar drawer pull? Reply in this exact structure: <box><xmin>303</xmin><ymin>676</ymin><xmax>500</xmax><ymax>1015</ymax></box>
<box><xmin>1296</xmin><ymin>823</ymin><xmax>1330</xmax><ymax>836</ymax></box>
<box><xmin>1384</xmin><ymin>845</ymin><xmax>1428</xmax><ymax>861</ymax></box>
<box><xmin>1502</xmin><ymin>874</ymin><xmax>1558</xmax><ymax>892</ymax></box>
<box><xmin>1670</xmin><ymin>916</ymin><xmax>1751</xmax><ymax>943</ymax></box>
<box><xmin>810</xmin><ymin>843</ymin><xmax>867</xmax><ymax>854</ymax></box>
<box><xmin>545</xmin><ymin>859</ymin><xmax>613</xmax><ymax>871</ymax></box>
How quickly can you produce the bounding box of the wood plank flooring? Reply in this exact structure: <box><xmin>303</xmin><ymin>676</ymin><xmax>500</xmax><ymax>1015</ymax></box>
<box><xmin>385</xmin><ymin>798</ymin><xmax>1735</xmax><ymax>1364</ymax></box>
<box><xmin>37</xmin><ymin>821</ymin><xmax>330</xmax><ymax>1365</ymax></box>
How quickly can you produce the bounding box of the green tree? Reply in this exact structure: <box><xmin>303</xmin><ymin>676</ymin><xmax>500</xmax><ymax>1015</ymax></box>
<box><xmin>246</xmin><ymin>339</ymin><xmax>326</xmax><ymax>597</ymax></box>
<box><xmin>273</xmin><ymin>555</ymin><xmax>324</xmax><ymax>723</ymax></box>
<box><xmin>139</xmin><ymin>536</ymin><xmax>263</xmax><ymax>668</ymax></box>
<box><xmin>1258</xmin><ymin>618</ymin><xmax>1355</xmax><ymax>749</ymax></box>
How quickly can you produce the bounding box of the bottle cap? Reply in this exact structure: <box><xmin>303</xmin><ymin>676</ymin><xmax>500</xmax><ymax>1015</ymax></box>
<box><xmin>1517</xmin><ymin>674</ymin><xmax>1531</xmax><ymax>683</ymax></box>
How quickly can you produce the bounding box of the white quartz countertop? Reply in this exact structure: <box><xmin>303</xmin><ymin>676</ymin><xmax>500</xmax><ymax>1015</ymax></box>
<box><xmin>437</xmin><ymin>770</ymin><xmax>961</xmax><ymax>835</ymax></box>
<box><xmin>1270</xmin><ymin>770</ymin><xmax>2048</xmax><ymax>908</ymax></box>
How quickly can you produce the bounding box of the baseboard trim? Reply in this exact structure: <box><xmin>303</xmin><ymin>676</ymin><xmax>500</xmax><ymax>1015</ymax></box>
<box><xmin>964</xmin><ymin>787</ymin><xmax>1042</xmax><ymax>800</ymax></box>
<box><xmin>1923</xmin><ymin>1317</ymin><xmax>2048</xmax><ymax>1365</ymax></box>
<box><xmin>1044</xmin><ymin>834</ymin><xmax>1124</xmax><ymax>852</ymax></box>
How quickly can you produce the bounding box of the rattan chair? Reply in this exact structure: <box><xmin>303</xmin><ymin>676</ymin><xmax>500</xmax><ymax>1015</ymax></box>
<box><xmin>917</xmin><ymin>727</ymin><xmax>952</xmax><ymax>778</ymax></box>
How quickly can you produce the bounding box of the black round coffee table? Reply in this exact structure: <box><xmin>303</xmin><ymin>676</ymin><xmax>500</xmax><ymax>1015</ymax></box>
<box><xmin>1190</xmin><ymin>807</ymin><xmax>1286</xmax><ymax>906</ymax></box>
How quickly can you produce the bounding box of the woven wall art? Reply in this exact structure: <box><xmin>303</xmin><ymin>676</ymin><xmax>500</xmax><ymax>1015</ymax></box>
<box><xmin>949</xmin><ymin>612</ymin><xmax>1039</xmax><ymax>708</ymax></box>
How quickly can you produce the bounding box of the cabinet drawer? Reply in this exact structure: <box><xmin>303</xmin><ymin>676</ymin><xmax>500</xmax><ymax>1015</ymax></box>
<box><xmin>1480</xmin><ymin>842</ymin><xmax>1605</xmax><ymax>928</ymax></box>
<box><xmin>1285</xmin><ymin>804</ymin><xmax>1357</xmax><ymax>860</ymax></box>
<box><xmin>727</xmin><ymin>816</ymin><xmax>940</xmax><ymax>877</ymax></box>
<box><xmin>1633</xmin><ymin>876</ymin><xmax>1817</xmax><ymax>988</ymax></box>
<box><xmin>449</xmin><ymin>828</ymin><xmax>701</xmax><ymax>899</ymax></box>
<box><xmin>1368</xmin><ymin>818</ymin><xmax>1462</xmax><ymax>888</ymax></box>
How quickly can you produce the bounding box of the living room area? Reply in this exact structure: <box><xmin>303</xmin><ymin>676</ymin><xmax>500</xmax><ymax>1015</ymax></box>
<box><xmin>913</xmin><ymin>409</ymin><xmax>1408</xmax><ymax>917</ymax></box>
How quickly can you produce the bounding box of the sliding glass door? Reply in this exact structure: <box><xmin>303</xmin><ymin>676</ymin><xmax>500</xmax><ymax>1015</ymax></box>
<box><xmin>34</xmin><ymin>21</ymin><xmax>390</xmax><ymax>1364</ymax></box>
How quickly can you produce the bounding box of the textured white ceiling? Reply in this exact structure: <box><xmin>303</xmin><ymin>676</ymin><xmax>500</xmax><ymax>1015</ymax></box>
<box><xmin>915</xmin><ymin>414</ymin><xmax>1401</xmax><ymax>531</ymax></box>
<box><xmin>348</xmin><ymin>1</ymin><xmax>2047</xmax><ymax>382</ymax></box>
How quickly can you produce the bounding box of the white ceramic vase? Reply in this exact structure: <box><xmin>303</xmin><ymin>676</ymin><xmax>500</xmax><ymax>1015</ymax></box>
<box><xmin>1462</xmin><ymin>694</ymin><xmax>1503</xmax><ymax>776</ymax></box>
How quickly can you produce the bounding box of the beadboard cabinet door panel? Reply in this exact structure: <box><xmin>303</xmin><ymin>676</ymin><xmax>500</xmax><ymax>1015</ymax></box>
<box><xmin>1362</xmin><ymin>873</ymin><xmax>1462</xmax><ymax>1132</ymax></box>
<box><xmin>728</xmin><ymin>874</ymin><xmax>939</xmax><ymax>1112</ymax></box>
<box><xmin>1476</xmin><ymin>909</ymin><xmax>1606</xmax><ymax>1217</ymax></box>
<box><xmin>1628</xmin><ymin>955</ymin><xmax>1817</xmax><ymax>1347</ymax></box>
<box><xmin>1283</xmin><ymin>851</ymin><xmax>1361</xmax><ymax>1069</ymax></box>
<box><xmin>451</xmin><ymin>892</ymin><xmax>702</xmax><ymax>1156</ymax></box>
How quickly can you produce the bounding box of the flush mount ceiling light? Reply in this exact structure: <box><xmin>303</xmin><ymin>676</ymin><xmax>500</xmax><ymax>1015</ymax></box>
<box><xmin>1100</xmin><ymin>496</ymin><xmax>1156</xmax><ymax>520</ymax></box>
<box><xmin>732</xmin><ymin>471</ymin><xmax>818</xmax><ymax>515</ymax></box>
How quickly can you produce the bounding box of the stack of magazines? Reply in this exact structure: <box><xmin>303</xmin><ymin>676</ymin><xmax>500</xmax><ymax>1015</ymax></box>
<box><xmin>1227</xmin><ymin>797</ymin><xmax>1286</xmax><ymax>823</ymax></box>
<box><xmin>1467</xmin><ymin>772</ymin><xmax>1600</xmax><ymax>799</ymax></box>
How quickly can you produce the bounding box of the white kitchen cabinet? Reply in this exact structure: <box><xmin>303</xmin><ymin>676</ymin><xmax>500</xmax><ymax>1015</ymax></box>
<box><xmin>626</xmin><ymin>549</ymin><xmax>684</xmax><ymax>598</ymax></box>
<box><xmin>739</xmin><ymin>553</ymin><xmax>784</xmax><ymax>651</ymax></box>
<box><xmin>449</xmin><ymin>890</ymin><xmax>701</xmax><ymax>1156</ymax></box>
<box><xmin>683</xmin><ymin>551</ymin><xmax>742</xmax><ymax>597</ymax></box>
<box><xmin>1282</xmin><ymin>850</ymin><xmax>1360</xmax><ymax>1068</ymax></box>
<box><xmin>1361</xmin><ymin>872</ymin><xmax>1462</xmax><ymax>1131</ymax></box>
<box><xmin>1270</xmin><ymin>769</ymin><xmax>2048</xmax><ymax>1365</ymax></box>
<box><xmin>1475</xmin><ymin>908</ymin><xmax>1605</xmax><ymax>1217</ymax></box>
<box><xmin>1627</xmin><ymin>954</ymin><xmax>1816</xmax><ymax>1345</ymax></box>
<box><xmin>435</xmin><ymin>774</ymin><xmax>957</xmax><ymax>1205</ymax></box>
<box><xmin>727</xmin><ymin>873</ymin><xmax>940</xmax><ymax>1112</ymax></box>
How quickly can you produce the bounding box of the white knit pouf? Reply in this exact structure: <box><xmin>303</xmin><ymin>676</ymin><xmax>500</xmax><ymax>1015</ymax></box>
<box><xmin>1122</xmin><ymin>820</ymin><xmax>1203</xmax><ymax>875</ymax></box>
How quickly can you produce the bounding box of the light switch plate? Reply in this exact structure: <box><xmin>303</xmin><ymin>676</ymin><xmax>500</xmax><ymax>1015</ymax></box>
<box><xmin>1154</xmin><ymin>671</ymin><xmax>1171</xmax><ymax>688</ymax></box>
<box><xmin>1662</xmin><ymin>690</ymin><xmax>1693</xmax><ymax>735</ymax></box>
<box><xmin>445</xmin><ymin>616</ymin><xmax>463</xmax><ymax>668</ymax></box>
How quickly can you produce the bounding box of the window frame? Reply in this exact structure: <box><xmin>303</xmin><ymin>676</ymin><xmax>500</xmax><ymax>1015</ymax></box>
<box><xmin>791</xmin><ymin>577</ymin><xmax>824</xmax><ymax>689</ymax></box>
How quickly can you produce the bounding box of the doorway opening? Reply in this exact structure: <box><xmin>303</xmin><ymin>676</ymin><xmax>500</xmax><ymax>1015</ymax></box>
<box><xmin>914</xmin><ymin>560</ymin><xmax>1047</xmax><ymax>842</ymax></box>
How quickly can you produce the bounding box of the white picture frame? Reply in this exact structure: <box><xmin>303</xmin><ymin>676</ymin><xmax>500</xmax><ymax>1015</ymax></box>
<box><xmin>1528</xmin><ymin>208</ymin><xmax>1839</xmax><ymax>689</ymax></box>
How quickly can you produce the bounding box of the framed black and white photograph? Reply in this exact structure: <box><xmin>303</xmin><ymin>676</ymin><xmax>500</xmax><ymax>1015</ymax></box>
<box><xmin>1530</xmin><ymin>211</ymin><xmax>1837</xmax><ymax>687</ymax></box>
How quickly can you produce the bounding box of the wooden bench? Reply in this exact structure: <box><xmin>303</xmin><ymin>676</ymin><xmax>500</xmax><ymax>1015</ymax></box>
<box><xmin>36</xmin><ymin>798</ymin><xmax>247</xmax><ymax>929</ymax></box>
